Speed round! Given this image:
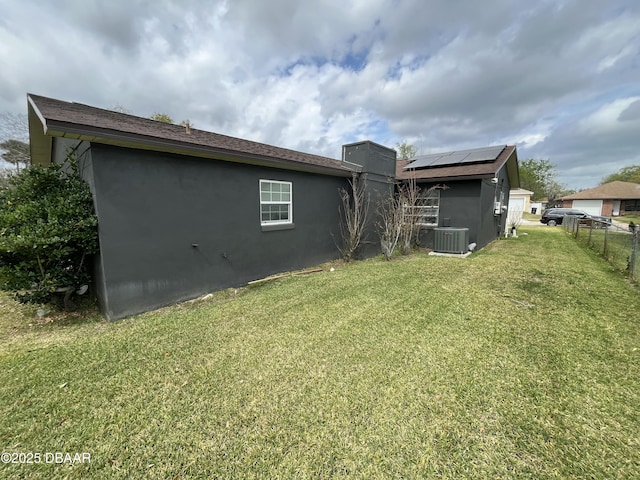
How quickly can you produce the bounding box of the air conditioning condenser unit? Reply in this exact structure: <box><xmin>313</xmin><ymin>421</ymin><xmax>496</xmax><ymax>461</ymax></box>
<box><xmin>434</xmin><ymin>227</ymin><xmax>470</xmax><ymax>254</ymax></box>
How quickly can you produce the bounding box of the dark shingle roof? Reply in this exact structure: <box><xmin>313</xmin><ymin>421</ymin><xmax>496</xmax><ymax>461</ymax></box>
<box><xmin>28</xmin><ymin>94</ymin><xmax>353</xmax><ymax>176</ymax></box>
<box><xmin>397</xmin><ymin>145</ymin><xmax>518</xmax><ymax>182</ymax></box>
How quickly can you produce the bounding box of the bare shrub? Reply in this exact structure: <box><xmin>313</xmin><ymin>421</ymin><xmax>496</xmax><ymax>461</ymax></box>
<box><xmin>506</xmin><ymin>209</ymin><xmax>523</xmax><ymax>236</ymax></box>
<box><xmin>336</xmin><ymin>173</ymin><xmax>369</xmax><ymax>262</ymax></box>
<box><xmin>378</xmin><ymin>182</ymin><xmax>447</xmax><ymax>260</ymax></box>
<box><xmin>377</xmin><ymin>193</ymin><xmax>403</xmax><ymax>261</ymax></box>
<box><xmin>399</xmin><ymin>177</ymin><xmax>420</xmax><ymax>255</ymax></box>
<box><xmin>399</xmin><ymin>183</ymin><xmax>445</xmax><ymax>253</ymax></box>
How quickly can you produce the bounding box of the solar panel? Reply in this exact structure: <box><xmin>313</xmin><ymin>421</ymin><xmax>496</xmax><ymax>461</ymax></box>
<box><xmin>433</xmin><ymin>151</ymin><xmax>468</xmax><ymax>165</ymax></box>
<box><xmin>404</xmin><ymin>153</ymin><xmax>440</xmax><ymax>169</ymax></box>
<box><xmin>404</xmin><ymin>145</ymin><xmax>506</xmax><ymax>170</ymax></box>
<box><xmin>458</xmin><ymin>145</ymin><xmax>505</xmax><ymax>164</ymax></box>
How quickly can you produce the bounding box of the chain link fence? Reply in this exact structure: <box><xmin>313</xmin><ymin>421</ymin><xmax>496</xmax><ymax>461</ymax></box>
<box><xmin>564</xmin><ymin>216</ymin><xmax>639</xmax><ymax>282</ymax></box>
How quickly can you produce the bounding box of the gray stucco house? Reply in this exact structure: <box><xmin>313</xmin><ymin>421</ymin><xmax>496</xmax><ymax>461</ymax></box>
<box><xmin>27</xmin><ymin>94</ymin><xmax>518</xmax><ymax>319</ymax></box>
<box><xmin>397</xmin><ymin>145</ymin><xmax>520</xmax><ymax>250</ymax></box>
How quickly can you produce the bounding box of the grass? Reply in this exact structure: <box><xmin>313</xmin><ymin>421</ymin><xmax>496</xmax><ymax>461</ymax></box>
<box><xmin>615</xmin><ymin>213</ymin><xmax>640</xmax><ymax>225</ymax></box>
<box><xmin>522</xmin><ymin>212</ymin><xmax>540</xmax><ymax>221</ymax></box>
<box><xmin>569</xmin><ymin>223</ymin><xmax>639</xmax><ymax>280</ymax></box>
<box><xmin>1</xmin><ymin>227</ymin><xmax>639</xmax><ymax>479</ymax></box>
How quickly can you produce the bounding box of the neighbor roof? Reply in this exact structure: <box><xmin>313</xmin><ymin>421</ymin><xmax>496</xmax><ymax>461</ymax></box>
<box><xmin>27</xmin><ymin>94</ymin><xmax>355</xmax><ymax>177</ymax></box>
<box><xmin>397</xmin><ymin>144</ymin><xmax>520</xmax><ymax>187</ymax></box>
<box><xmin>510</xmin><ymin>188</ymin><xmax>534</xmax><ymax>195</ymax></box>
<box><xmin>562</xmin><ymin>181</ymin><xmax>640</xmax><ymax>200</ymax></box>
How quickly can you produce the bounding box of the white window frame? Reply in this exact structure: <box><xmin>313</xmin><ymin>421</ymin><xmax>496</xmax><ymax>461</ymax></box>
<box><xmin>259</xmin><ymin>179</ymin><xmax>293</xmax><ymax>226</ymax></box>
<box><xmin>404</xmin><ymin>190</ymin><xmax>440</xmax><ymax>227</ymax></box>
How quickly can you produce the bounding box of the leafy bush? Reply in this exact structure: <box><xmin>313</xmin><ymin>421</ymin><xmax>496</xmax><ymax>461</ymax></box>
<box><xmin>0</xmin><ymin>157</ymin><xmax>98</xmax><ymax>305</ymax></box>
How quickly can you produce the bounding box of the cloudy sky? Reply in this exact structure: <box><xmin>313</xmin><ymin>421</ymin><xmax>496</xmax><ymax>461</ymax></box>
<box><xmin>1</xmin><ymin>0</ymin><xmax>638</xmax><ymax>190</ymax></box>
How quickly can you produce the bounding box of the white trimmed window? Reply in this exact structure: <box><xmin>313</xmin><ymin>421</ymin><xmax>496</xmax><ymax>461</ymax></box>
<box><xmin>404</xmin><ymin>190</ymin><xmax>440</xmax><ymax>226</ymax></box>
<box><xmin>260</xmin><ymin>179</ymin><xmax>292</xmax><ymax>225</ymax></box>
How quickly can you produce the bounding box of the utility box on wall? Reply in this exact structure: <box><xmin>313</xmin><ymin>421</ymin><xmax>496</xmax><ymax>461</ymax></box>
<box><xmin>434</xmin><ymin>227</ymin><xmax>469</xmax><ymax>254</ymax></box>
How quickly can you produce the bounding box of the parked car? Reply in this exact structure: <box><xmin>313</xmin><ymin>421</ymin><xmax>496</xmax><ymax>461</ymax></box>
<box><xmin>540</xmin><ymin>208</ymin><xmax>612</xmax><ymax>227</ymax></box>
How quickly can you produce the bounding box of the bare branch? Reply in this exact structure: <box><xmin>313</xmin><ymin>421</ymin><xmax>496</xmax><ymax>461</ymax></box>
<box><xmin>0</xmin><ymin>139</ymin><xmax>30</xmax><ymax>174</ymax></box>
<box><xmin>0</xmin><ymin>113</ymin><xmax>28</xmax><ymax>142</ymax></box>
<box><xmin>335</xmin><ymin>173</ymin><xmax>370</xmax><ymax>262</ymax></box>
<box><xmin>377</xmin><ymin>192</ymin><xmax>403</xmax><ymax>261</ymax></box>
<box><xmin>399</xmin><ymin>176</ymin><xmax>420</xmax><ymax>255</ymax></box>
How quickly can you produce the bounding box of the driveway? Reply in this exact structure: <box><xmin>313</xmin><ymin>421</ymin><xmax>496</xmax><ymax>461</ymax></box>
<box><xmin>520</xmin><ymin>218</ymin><xmax>544</xmax><ymax>226</ymax></box>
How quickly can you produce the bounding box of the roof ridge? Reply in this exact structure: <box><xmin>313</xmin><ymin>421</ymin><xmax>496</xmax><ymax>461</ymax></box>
<box><xmin>28</xmin><ymin>94</ymin><xmax>350</xmax><ymax>174</ymax></box>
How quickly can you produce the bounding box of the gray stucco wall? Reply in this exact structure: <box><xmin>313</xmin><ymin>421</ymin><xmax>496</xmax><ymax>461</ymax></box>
<box><xmin>441</xmin><ymin>180</ymin><xmax>482</xmax><ymax>244</ymax></box>
<box><xmin>87</xmin><ymin>144</ymin><xmax>349</xmax><ymax>320</ymax></box>
<box><xmin>478</xmin><ymin>169</ymin><xmax>511</xmax><ymax>247</ymax></box>
<box><xmin>416</xmin><ymin>180</ymin><xmax>481</xmax><ymax>248</ymax></box>
<box><xmin>342</xmin><ymin>141</ymin><xmax>396</xmax><ymax>258</ymax></box>
<box><xmin>417</xmin><ymin>168</ymin><xmax>511</xmax><ymax>251</ymax></box>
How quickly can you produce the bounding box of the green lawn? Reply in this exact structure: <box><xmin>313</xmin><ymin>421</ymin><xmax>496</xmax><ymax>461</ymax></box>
<box><xmin>568</xmin><ymin>223</ymin><xmax>639</xmax><ymax>280</ymax></box>
<box><xmin>1</xmin><ymin>228</ymin><xmax>639</xmax><ymax>479</ymax></box>
<box><xmin>615</xmin><ymin>213</ymin><xmax>640</xmax><ymax>225</ymax></box>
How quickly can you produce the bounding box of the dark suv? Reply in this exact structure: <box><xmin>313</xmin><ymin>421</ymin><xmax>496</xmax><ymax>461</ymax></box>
<box><xmin>540</xmin><ymin>208</ymin><xmax>611</xmax><ymax>226</ymax></box>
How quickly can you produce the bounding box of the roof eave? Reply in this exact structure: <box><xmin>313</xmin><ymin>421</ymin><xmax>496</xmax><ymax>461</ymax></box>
<box><xmin>405</xmin><ymin>173</ymin><xmax>498</xmax><ymax>183</ymax></box>
<box><xmin>501</xmin><ymin>146</ymin><xmax>520</xmax><ymax>188</ymax></box>
<box><xmin>41</xmin><ymin>120</ymin><xmax>354</xmax><ymax>177</ymax></box>
<box><xmin>27</xmin><ymin>95</ymin><xmax>52</xmax><ymax>166</ymax></box>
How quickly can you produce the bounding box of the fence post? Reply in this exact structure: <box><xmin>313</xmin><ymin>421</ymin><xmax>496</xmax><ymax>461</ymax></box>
<box><xmin>630</xmin><ymin>225</ymin><xmax>639</xmax><ymax>280</ymax></box>
<box><xmin>604</xmin><ymin>223</ymin><xmax>609</xmax><ymax>258</ymax></box>
<box><xmin>588</xmin><ymin>219</ymin><xmax>593</xmax><ymax>246</ymax></box>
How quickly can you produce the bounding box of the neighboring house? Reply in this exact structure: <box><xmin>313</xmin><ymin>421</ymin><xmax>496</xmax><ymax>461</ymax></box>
<box><xmin>508</xmin><ymin>188</ymin><xmax>534</xmax><ymax>214</ymax></box>
<box><xmin>561</xmin><ymin>181</ymin><xmax>640</xmax><ymax>216</ymax></box>
<box><xmin>397</xmin><ymin>145</ymin><xmax>520</xmax><ymax>249</ymax></box>
<box><xmin>530</xmin><ymin>200</ymin><xmax>545</xmax><ymax>215</ymax></box>
<box><xmin>27</xmin><ymin>94</ymin><xmax>519</xmax><ymax>320</ymax></box>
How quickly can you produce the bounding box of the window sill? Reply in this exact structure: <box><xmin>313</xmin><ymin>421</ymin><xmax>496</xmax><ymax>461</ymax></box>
<box><xmin>261</xmin><ymin>223</ymin><xmax>295</xmax><ymax>232</ymax></box>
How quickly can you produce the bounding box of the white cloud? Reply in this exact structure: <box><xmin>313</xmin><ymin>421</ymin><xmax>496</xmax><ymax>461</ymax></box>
<box><xmin>1</xmin><ymin>0</ymin><xmax>639</xmax><ymax>189</ymax></box>
<box><xmin>578</xmin><ymin>97</ymin><xmax>640</xmax><ymax>133</ymax></box>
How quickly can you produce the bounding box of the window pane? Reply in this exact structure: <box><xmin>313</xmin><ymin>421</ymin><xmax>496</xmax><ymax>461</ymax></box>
<box><xmin>260</xmin><ymin>203</ymin><xmax>290</xmax><ymax>223</ymax></box>
<box><xmin>260</xmin><ymin>180</ymin><xmax>292</xmax><ymax>224</ymax></box>
<box><xmin>410</xmin><ymin>190</ymin><xmax>439</xmax><ymax>225</ymax></box>
<box><xmin>277</xmin><ymin>204</ymin><xmax>288</xmax><ymax>220</ymax></box>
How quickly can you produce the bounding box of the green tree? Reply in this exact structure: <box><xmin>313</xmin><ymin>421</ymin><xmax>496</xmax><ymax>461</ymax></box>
<box><xmin>601</xmin><ymin>165</ymin><xmax>640</xmax><ymax>184</ymax></box>
<box><xmin>546</xmin><ymin>180</ymin><xmax>575</xmax><ymax>207</ymax></box>
<box><xmin>395</xmin><ymin>141</ymin><xmax>417</xmax><ymax>160</ymax></box>
<box><xmin>519</xmin><ymin>158</ymin><xmax>555</xmax><ymax>201</ymax></box>
<box><xmin>0</xmin><ymin>139</ymin><xmax>30</xmax><ymax>173</ymax></box>
<box><xmin>0</xmin><ymin>155</ymin><xmax>98</xmax><ymax>305</ymax></box>
<box><xmin>149</xmin><ymin>112</ymin><xmax>174</xmax><ymax>124</ymax></box>
<box><xmin>111</xmin><ymin>104</ymin><xmax>131</xmax><ymax>114</ymax></box>
<box><xmin>519</xmin><ymin>159</ymin><xmax>574</xmax><ymax>206</ymax></box>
